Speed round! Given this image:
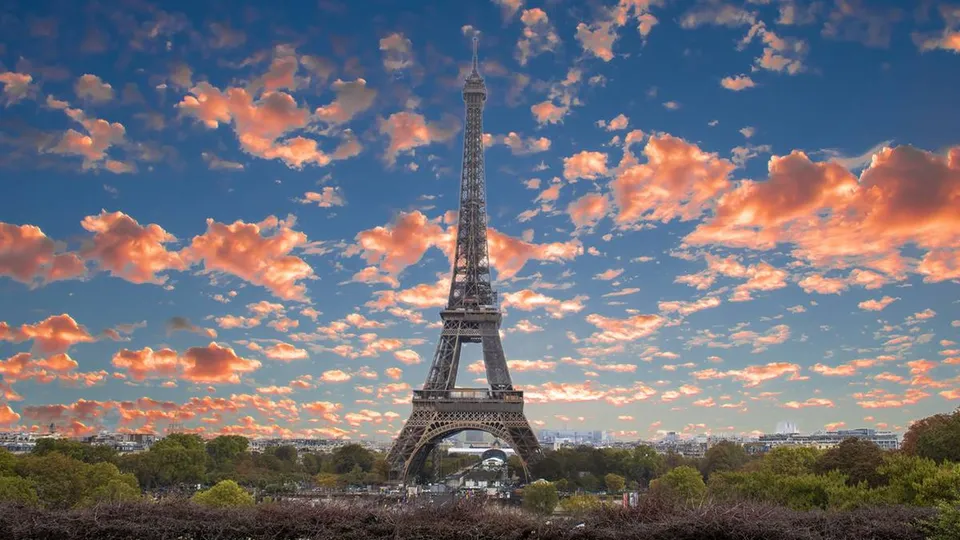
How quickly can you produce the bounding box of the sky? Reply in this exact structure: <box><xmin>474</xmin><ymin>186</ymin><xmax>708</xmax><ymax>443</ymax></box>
<box><xmin>0</xmin><ymin>0</ymin><xmax>958</xmax><ymax>443</ymax></box>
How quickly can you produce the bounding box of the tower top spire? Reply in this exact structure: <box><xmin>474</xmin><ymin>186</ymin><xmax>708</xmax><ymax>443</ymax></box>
<box><xmin>471</xmin><ymin>36</ymin><xmax>479</xmax><ymax>74</ymax></box>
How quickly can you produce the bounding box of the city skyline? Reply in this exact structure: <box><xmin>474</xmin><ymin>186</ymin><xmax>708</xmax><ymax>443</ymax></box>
<box><xmin>1</xmin><ymin>0</ymin><xmax>959</xmax><ymax>443</ymax></box>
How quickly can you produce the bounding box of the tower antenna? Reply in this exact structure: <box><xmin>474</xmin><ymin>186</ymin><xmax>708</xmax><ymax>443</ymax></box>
<box><xmin>472</xmin><ymin>36</ymin><xmax>479</xmax><ymax>74</ymax></box>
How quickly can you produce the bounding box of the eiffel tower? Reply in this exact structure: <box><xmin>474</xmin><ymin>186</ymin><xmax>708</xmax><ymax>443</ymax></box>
<box><xmin>386</xmin><ymin>38</ymin><xmax>542</xmax><ymax>483</ymax></box>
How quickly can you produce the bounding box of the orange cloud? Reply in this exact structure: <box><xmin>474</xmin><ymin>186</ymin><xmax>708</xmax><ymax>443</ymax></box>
<box><xmin>379</xmin><ymin>111</ymin><xmax>460</xmax><ymax>165</ymax></box>
<box><xmin>563</xmin><ymin>150</ymin><xmax>609</xmax><ymax>181</ymax></box>
<box><xmin>263</xmin><ymin>342</ymin><xmax>308</xmax><ymax>361</ymax></box>
<box><xmin>502</xmin><ymin>289</ymin><xmax>587</xmax><ymax>319</ymax></box>
<box><xmin>585</xmin><ymin>312</ymin><xmax>665</xmax><ymax>343</ymax></box>
<box><xmin>2</xmin><ymin>314</ymin><xmax>96</xmax><ymax>354</ymax></box>
<box><xmin>184</xmin><ymin>215</ymin><xmax>314</xmax><ymax>301</ymax></box>
<box><xmin>688</xmin><ymin>145</ymin><xmax>960</xmax><ymax>280</ymax></box>
<box><xmin>858</xmin><ymin>296</ymin><xmax>898</xmax><ymax>311</ymax></box>
<box><xmin>180</xmin><ymin>343</ymin><xmax>260</xmax><ymax>384</ymax></box>
<box><xmin>720</xmin><ymin>74</ymin><xmax>756</xmax><ymax>91</ymax></box>
<box><xmin>79</xmin><ymin>210</ymin><xmax>185</xmax><ymax>284</ymax></box>
<box><xmin>612</xmin><ymin>134</ymin><xmax>734</xmax><ymax>225</ymax></box>
<box><xmin>314</xmin><ymin>78</ymin><xmax>376</xmax><ymax>124</ymax></box>
<box><xmin>0</xmin><ymin>223</ymin><xmax>85</xmax><ymax>284</ymax></box>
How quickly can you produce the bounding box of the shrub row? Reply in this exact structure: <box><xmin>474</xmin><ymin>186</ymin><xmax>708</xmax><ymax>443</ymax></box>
<box><xmin>0</xmin><ymin>499</ymin><xmax>934</xmax><ymax>540</ymax></box>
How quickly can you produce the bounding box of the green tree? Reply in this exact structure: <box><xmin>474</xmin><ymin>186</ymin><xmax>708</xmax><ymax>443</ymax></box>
<box><xmin>32</xmin><ymin>439</ymin><xmax>118</xmax><ymax>465</ymax></box>
<box><xmin>924</xmin><ymin>503</ymin><xmax>960</xmax><ymax>540</ymax></box>
<box><xmin>604</xmin><ymin>473</ymin><xmax>626</xmax><ymax>493</ymax></box>
<box><xmin>315</xmin><ymin>472</ymin><xmax>339</xmax><ymax>490</ymax></box>
<box><xmin>815</xmin><ymin>438</ymin><xmax>885</xmax><ymax>487</ymax></box>
<box><xmin>522</xmin><ymin>480</ymin><xmax>558</xmax><ymax>515</ymax></box>
<box><xmin>149</xmin><ymin>434</ymin><xmax>207</xmax><ymax>486</ymax></box>
<box><xmin>559</xmin><ymin>494</ymin><xmax>602</xmax><ymax>515</ymax></box>
<box><xmin>879</xmin><ymin>453</ymin><xmax>940</xmax><ymax>505</ymax></box>
<box><xmin>761</xmin><ymin>446</ymin><xmax>820</xmax><ymax>476</ymax></box>
<box><xmin>206</xmin><ymin>435</ymin><xmax>249</xmax><ymax>469</ymax></box>
<box><xmin>650</xmin><ymin>465</ymin><xmax>706</xmax><ymax>504</ymax></box>
<box><xmin>0</xmin><ymin>448</ymin><xmax>16</xmax><ymax>477</ymax></box>
<box><xmin>331</xmin><ymin>444</ymin><xmax>374</xmax><ymax>474</ymax></box>
<box><xmin>701</xmin><ymin>441</ymin><xmax>749</xmax><ymax>478</ymax></box>
<box><xmin>86</xmin><ymin>478</ymin><xmax>141</xmax><ymax>505</ymax></box>
<box><xmin>272</xmin><ymin>445</ymin><xmax>298</xmax><ymax>464</ymax></box>
<box><xmin>0</xmin><ymin>476</ymin><xmax>39</xmax><ymax>505</ymax></box>
<box><xmin>192</xmin><ymin>480</ymin><xmax>254</xmax><ymax>508</ymax></box>
<box><xmin>16</xmin><ymin>452</ymin><xmax>89</xmax><ymax>509</ymax></box>
<box><xmin>629</xmin><ymin>445</ymin><xmax>665</xmax><ymax>487</ymax></box>
<box><xmin>902</xmin><ymin>408</ymin><xmax>960</xmax><ymax>464</ymax></box>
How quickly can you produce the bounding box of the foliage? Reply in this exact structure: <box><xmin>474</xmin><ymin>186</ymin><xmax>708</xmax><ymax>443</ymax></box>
<box><xmin>879</xmin><ymin>453</ymin><xmax>960</xmax><ymax>506</ymax></box>
<box><xmin>604</xmin><ymin>472</ymin><xmax>625</xmax><ymax>493</ymax></box>
<box><xmin>902</xmin><ymin>408</ymin><xmax>960</xmax><ymax>464</ymax></box>
<box><xmin>191</xmin><ymin>480</ymin><xmax>254</xmax><ymax>508</ymax></box>
<box><xmin>700</xmin><ymin>441</ymin><xmax>748</xmax><ymax>478</ymax></box>
<box><xmin>0</xmin><ymin>499</ymin><xmax>933</xmax><ymax>540</ymax></box>
<box><xmin>314</xmin><ymin>472</ymin><xmax>340</xmax><ymax>490</ymax></box>
<box><xmin>205</xmin><ymin>435</ymin><xmax>248</xmax><ymax>469</ymax></box>
<box><xmin>330</xmin><ymin>444</ymin><xmax>374</xmax><ymax>475</ymax></box>
<box><xmin>815</xmin><ymin>437</ymin><xmax>886</xmax><ymax>487</ymax></box>
<box><xmin>32</xmin><ymin>439</ymin><xmax>118</xmax><ymax>465</ymax></box>
<box><xmin>529</xmin><ymin>445</ymin><xmax>665</xmax><ymax>490</ymax></box>
<box><xmin>922</xmin><ymin>503</ymin><xmax>960</xmax><ymax>540</ymax></box>
<box><xmin>559</xmin><ymin>494</ymin><xmax>602</xmax><ymax>515</ymax></box>
<box><xmin>0</xmin><ymin>449</ymin><xmax>17</xmax><ymax>477</ymax></box>
<box><xmin>649</xmin><ymin>465</ymin><xmax>706</xmax><ymax>505</ymax></box>
<box><xmin>0</xmin><ymin>477</ymin><xmax>38</xmax><ymax>505</ymax></box>
<box><xmin>760</xmin><ymin>446</ymin><xmax>820</xmax><ymax>476</ymax></box>
<box><xmin>14</xmin><ymin>452</ymin><xmax>139</xmax><ymax>509</ymax></box>
<box><xmin>522</xmin><ymin>480</ymin><xmax>558</xmax><ymax>515</ymax></box>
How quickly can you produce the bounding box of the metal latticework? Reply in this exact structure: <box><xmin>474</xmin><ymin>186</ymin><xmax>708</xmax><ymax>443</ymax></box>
<box><xmin>387</xmin><ymin>39</ymin><xmax>542</xmax><ymax>484</ymax></box>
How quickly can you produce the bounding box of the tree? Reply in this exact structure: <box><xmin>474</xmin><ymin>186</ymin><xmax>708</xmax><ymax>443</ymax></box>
<box><xmin>604</xmin><ymin>473</ymin><xmax>626</xmax><ymax>493</ymax></box>
<box><xmin>32</xmin><ymin>439</ymin><xmax>118</xmax><ymax>465</ymax></box>
<box><xmin>272</xmin><ymin>445</ymin><xmax>298</xmax><ymax>464</ymax></box>
<box><xmin>331</xmin><ymin>444</ymin><xmax>374</xmax><ymax>474</ymax></box>
<box><xmin>192</xmin><ymin>480</ymin><xmax>254</xmax><ymax>508</ymax></box>
<box><xmin>0</xmin><ymin>476</ymin><xmax>39</xmax><ymax>505</ymax></box>
<box><xmin>315</xmin><ymin>473</ymin><xmax>339</xmax><ymax>490</ymax></box>
<box><xmin>522</xmin><ymin>480</ymin><xmax>558</xmax><ymax>515</ymax></box>
<box><xmin>16</xmin><ymin>452</ymin><xmax>89</xmax><ymax>509</ymax></box>
<box><xmin>0</xmin><ymin>448</ymin><xmax>16</xmax><ymax>477</ymax></box>
<box><xmin>206</xmin><ymin>435</ymin><xmax>249</xmax><ymax>469</ymax></box>
<box><xmin>148</xmin><ymin>434</ymin><xmax>207</xmax><ymax>487</ymax></box>
<box><xmin>701</xmin><ymin>441</ymin><xmax>748</xmax><ymax>478</ymax></box>
<box><xmin>630</xmin><ymin>445</ymin><xmax>665</xmax><ymax>487</ymax></box>
<box><xmin>559</xmin><ymin>494</ymin><xmax>602</xmax><ymax>516</ymax></box>
<box><xmin>761</xmin><ymin>446</ymin><xmax>820</xmax><ymax>476</ymax></box>
<box><xmin>902</xmin><ymin>408</ymin><xmax>960</xmax><ymax>464</ymax></box>
<box><xmin>879</xmin><ymin>453</ymin><xmax>940</xmax><ymax>505</ymax></box>
<box><xmin>815</xmin><ymin>438</ymin><xmax>885</xmax><ymax>487</ymax></box>
<box><xmin>649</xmin><ymin>465</ymin><xmax>706</xmax><ymax>504</ymax></box>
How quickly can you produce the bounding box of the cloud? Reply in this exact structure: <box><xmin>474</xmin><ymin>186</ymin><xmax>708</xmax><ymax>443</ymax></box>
<box><xmin>858</xmin><ymin>296</ymin><xmax>898</xmax><ymax>311</ymax></box>
<box><xmin>74</xmin><ymin>74</ymin><xmax>114</xmax><ymax>102</ymax></box>
<box><xmin>499</xmin><ymin>132</ymin><xmax>552</xmax><ymax>155</ymax></box>
<box><xmin>564</xmin><ymin>151</ymin><xmax>609</xmax><ymax>181</ymax></box>
<box><xmin>178</xmin><ymin>83</ymin><xmax>339</xmax><ymax>169</ymax></box>
<box><xmin>597</xmin><ymin>114</ymin><xmax>629</xmax><ymax>131</ymax></box>
<box><xmin>658</xmin><ymin>296</ymin><xmax>721</xmax><ymax>316</ymax></box>
<box><xmin>585</xmin><ymin>312</ymin><xmax>665</xmax><ymax>343</ymax></box>
<box><xmin>516</xmin><ymin>8</ymin><xmax>560</xmax><ymax>65</ymax></box>
<box><xmin>567</xmin><ymin>192</ymin><xmax>610</xmax><ymax>229</ymax></box>
<box><xmin>575</xmin><ymin>0</ymin><xmax>662</xmax><ymax>61</ymax></box>
<box><xmin>264</xmin><ymin>342</ymin><xmax>309</xmax><ymax>361</ymax></box>
<box><xmin>502</xmin><ymin>289</ymin><xmax>588</xmax><ymax>318</ymax></box>
<box><xmin>394</xmin><ymin>350</ymin><xmax>422</xmax><ymax>365</ymax></box>
<box><xmin>48</xmin><ymin>105</ymin><xmax>129</xmax><ymax>172</ymax></box>
<box><xmin>693</xmin><ymin>362</ymin><xmax>802</xmax><ymax>387</ymax></box>
<box><xmin>822</xmin><ymin>0</ymin><xmax>902</xmax><ymax>48</ymax></box>
<box><xmin>721</xmin><ymin>74</ymin><xmax>756</xmax><ymax>91</ymax></box>
<box><xmin>314</xmin><ymin>78</ymin><xmax>376</xmax><ymax>124</ymax></box>
<box><xmin>180</xmin><ymin>342</ymin><xmax>261</xmax><ymax>383</ymax></box>
<box><xmin>0</xmin><ymin>71</ymin><xmax>36</xmax><ymax>105</ymax></box>
<box><xmin>300</xmin><ymin>187</ymin><xmax>345</xmax><ymax>208</ymax></box>
<box><xmin>166</xmin><ymin>317</ymin><xmax>217</xmax><ymax>339</ymax></box>
<box><xmin>741</xmin><ymin>22</ymin><xmax>809</xmax><ymax>74</ymax></box>
<box><xmin>201</xmin><ymin>152</ymin><xmax>244</xmax><ymax>171</ymax></box>
<box><xmin>184</xmin><ymin>215</ymin><xmax>314</xmax><ymax>301</ymax></box>
<box><xmin>111</xmin><ymin>347</ymin><xmax>180</xmax><ymax>381</ymax></box>
<box><xmin>2</xmin><ymin>314</ymin><xmax>96</xmax><ymax>355</ymax></box>
<box><xmin>493</xmin><ymin>0</ymin><xmax>524</xmax><ymax>20</ymax></box>
<box><xmin>688</xmin><ymin>145</ymin><xmax>960</xmax><ymax>281</ymax></box>
<box><xmin>379</xmin><ymin>112</ymin><xmax>460</xmax><ymax>165</ymax></box>
<box><xmin>530</xmin><ymin>100</ymin><xmax>569</xmax><ymax>125</ymax></box>
<box><xmin>80</xmin><ymin>210</ymin><xmax>186</xmax><ymax>284</ymax></box>
<box><xmin>612</xmin><ymin>134</ymin><xmax>734</xmax><ymax>225</ymax></box>
<box><xmin>0</xmin><ymin>223</ymin><xmax>85</xmax><ymax>285</ymax></box>
<box><xmin>380</xmin><ymin>33</ymin><xmax>414</xmax><ymax>72</ymax></box>
<box><xmin>782</xmin><ymin>398</ymin><xmax>835</xmax><ymax>409</ymax></box>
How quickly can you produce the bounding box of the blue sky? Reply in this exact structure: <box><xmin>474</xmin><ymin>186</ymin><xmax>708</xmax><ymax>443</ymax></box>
<box><xmin>1</xmin><ymin>0</ymin><xmax>958</xmax><ymax>441</ymax></box>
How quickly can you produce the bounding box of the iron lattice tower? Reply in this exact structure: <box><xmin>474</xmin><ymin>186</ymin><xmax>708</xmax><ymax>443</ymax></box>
<box><xmin>387</xmin><ymin>38</ymin><xmax>542</xmax><ymax>483</ymax></box>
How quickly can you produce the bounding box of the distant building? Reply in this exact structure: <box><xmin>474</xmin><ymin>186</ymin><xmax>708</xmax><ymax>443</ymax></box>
<box><xmin>537</xmin><ymin>430</ymin><xmax>609</xmax><ymax>446</ymax></box>
<box><xmin>758</xmin><ymin>428</ymin><xmax>899</xmax><ymax>450</ymax></box>
<box><xmin>464</xmin><ymin>431</ymin><xmax>485</xmax><ymax>444</ymax></box>
<box><xmin>776</xmin><ymin>421</ymin><xmax>799</xmax><ymax>434</ymax></box>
